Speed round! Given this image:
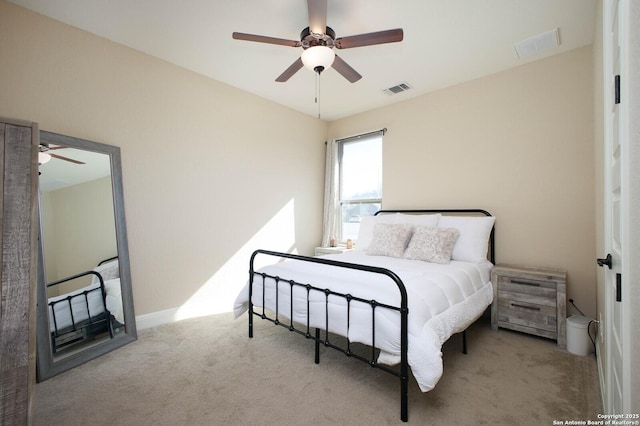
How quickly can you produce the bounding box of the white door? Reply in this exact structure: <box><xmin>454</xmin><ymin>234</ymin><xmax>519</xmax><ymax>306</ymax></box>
<box><xmin>600</xmin><ymin>0</ymin><xmax>630</xmax><ymax>413</ymax></box>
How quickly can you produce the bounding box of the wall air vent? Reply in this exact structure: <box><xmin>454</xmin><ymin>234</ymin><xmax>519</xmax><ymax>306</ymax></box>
<box><xmin>383</xmin><ymin>82</ymin><xmax>412</xmax><ymax>95</ymax></box>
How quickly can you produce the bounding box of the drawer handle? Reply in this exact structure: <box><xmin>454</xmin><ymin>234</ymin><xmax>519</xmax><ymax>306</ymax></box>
<box><xmin>511</xmin><ymin>279</ymin><xmax>540</xmax><ymax>287</ymax></box>
<box><xmin>511</xmin><ymin>303</ymin><xmax>541</xmax><ymax>311</ymax></box>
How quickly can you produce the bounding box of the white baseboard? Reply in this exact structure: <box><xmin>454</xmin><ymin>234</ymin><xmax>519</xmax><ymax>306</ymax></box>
<box><xmin>135</xmin><ymin>307</ymin><xmax>179</xmax><ymax>330</ymax></box>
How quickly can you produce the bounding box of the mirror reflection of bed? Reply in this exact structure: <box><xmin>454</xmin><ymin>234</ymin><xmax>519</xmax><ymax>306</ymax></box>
<box><xmin>46</xmin><ymin>257</ymin><xmax>124</xmax><ymax>359</ymax></box>
<box><xmin>36</xmin><ymin>132</ymin><xmax>137</xmax><ymax>381</ymax></box>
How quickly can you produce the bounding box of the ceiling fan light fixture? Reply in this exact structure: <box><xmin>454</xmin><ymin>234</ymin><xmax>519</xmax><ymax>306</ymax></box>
<box><xmin>38</xmin><ymin>152</ymin><xmax>51</xmax><ymax>164</ymax></box>
<box><xmin>301</xmin><ymin>46</ymin><xmax>335</xmax><ymax>73</ymax></box>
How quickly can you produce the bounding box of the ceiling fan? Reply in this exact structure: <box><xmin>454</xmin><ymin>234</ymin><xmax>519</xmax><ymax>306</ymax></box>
<box><xmin>232</xmin><ymin>0</ymin><xmax>403</xmax><ymax>83</ymax></box>
<box><xmin>38</xmin><ymin>144</ymin><xmax>85</xmax><ymax>165</ymax></box>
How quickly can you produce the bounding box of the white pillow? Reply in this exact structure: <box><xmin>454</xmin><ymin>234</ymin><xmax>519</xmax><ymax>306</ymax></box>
<box><xmin>103</xmin><ymin>278</ymin><xmax>122</xmax><ymax>298</ymax></box>
<box><xmin>395</xmin><ymin>213</ymin><xmax>440</xmax><ymax>228</ymax></box>
<box><xmin>403</xmin><ymin>226</ymin><xmax>460</xmax><ymax>264</ymax></box>
<box><xmin>354</xmin><ymin>214</ymin><xmax>398</xmax><ymax>251</ymax></box>
<box><xmin>438</xmin><ymin>216</ymin><xmax>495</xmax><ymax>263</ymax></box>
<box><xmin>366</xmin><ymin>223</ymin><xmax>414</xmax><ymax>258</ymax></box>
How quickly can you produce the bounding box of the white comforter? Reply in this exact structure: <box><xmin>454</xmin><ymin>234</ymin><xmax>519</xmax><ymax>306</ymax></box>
<box><xmin>234</xmin><ymin>250</ymin><xmax>493</xmax><ymax>392</ymax></box>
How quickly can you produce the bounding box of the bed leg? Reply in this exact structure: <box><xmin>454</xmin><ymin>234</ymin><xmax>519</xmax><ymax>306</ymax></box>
<box><xmin>401</xmin><ymin>376</ymin><xmax>408</xmax><ymax>422</ymax></box>
<box><xmin>314</xmin><ymin>328</ymin><xmax>320</xmax><ymax>364</ymax></box>
<box><xmin>462</xmin><ymin>329</ymin><xmax>467</xmax><ymax>355</ymax></box>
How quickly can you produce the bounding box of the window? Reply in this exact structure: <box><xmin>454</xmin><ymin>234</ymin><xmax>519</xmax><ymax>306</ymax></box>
<box><xmin>337</xmin><ymin>132</ymin><xmax>383</xmax><ymax>242</ymax></box>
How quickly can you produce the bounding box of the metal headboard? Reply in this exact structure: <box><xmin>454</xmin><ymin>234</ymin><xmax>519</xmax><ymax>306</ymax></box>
<box><xmin>374</xmin><ymin>209</ymin><xmax>495</xmax><ymax>264</ymax></box>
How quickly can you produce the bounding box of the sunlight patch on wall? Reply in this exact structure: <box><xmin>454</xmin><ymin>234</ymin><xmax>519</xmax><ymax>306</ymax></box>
<box><xmin>174</xmin><ymin>199</ymin><xmax>297</xmax><ymax>321</ymax></box>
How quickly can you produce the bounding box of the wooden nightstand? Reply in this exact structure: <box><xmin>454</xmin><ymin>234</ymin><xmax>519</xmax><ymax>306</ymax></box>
<box><xmin>314</xmin><ymin>246</ymin><xmax>353</xmax><ymax>256</ymax></box>
<box><xmin>491</xmin><ymin>264</ymin><xmax>567</xmax><ymax>349</ymax></box>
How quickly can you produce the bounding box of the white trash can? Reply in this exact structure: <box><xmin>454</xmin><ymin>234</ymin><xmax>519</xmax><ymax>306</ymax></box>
<box><xmin>567</xmin><ymin>315</ymin><xmax>594</xmax><ymax>356</ymax></box>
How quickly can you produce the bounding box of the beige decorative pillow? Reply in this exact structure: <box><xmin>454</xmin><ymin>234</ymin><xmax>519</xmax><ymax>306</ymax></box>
<box><xmin>355</xmin><ymin>213</ymin><xmax>399</xmax><ymax>251</ymax></box>
<box><xmin>403</xmin><ymin>226</ymin><xmax>460</xmax><ymax>264</ymax></box>
<box><xmin>366</xmin><ymin>223</ymin><xmax>414</xmax><ymax>258</ymax></box>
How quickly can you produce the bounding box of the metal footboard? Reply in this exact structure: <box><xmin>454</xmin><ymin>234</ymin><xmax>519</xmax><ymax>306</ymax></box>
<box><xmin>248</xmin><ymin>249</ymin><xmax>410</xmax><ymax>422</ymax></box>
<box><xmin>47</xmin><ymin>270</ymin><xmax>114</xmax><ymax>352</ymax></box>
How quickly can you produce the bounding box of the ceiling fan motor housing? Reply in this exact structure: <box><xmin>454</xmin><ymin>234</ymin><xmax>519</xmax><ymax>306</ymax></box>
<box><xmin>300</xmin><ymin>26</ymin><xmax>336</xmax><ymax>50</ymax></box>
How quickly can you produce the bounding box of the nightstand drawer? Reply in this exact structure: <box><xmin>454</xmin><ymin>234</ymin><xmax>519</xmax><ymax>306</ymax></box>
<box><xmin>497</xmin><ymin>298</ymin><xmax>558</xmax><ymax>334</ymax></box>
<box><xmin>497</xmin><ymin>296</ymin><xmax>557</xmax><ymax>316</ymax></box>
<box><xmin>497</xmin><ymin>281</ymin><xmax>557</xmax><ymax>308</ymax></box>
<box><xmin>497</xmin><ymin>276</ymin><xmax>558</xmax><ymax>296</ymax></box>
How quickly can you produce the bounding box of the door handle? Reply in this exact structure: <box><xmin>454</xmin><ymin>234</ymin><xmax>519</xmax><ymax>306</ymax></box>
<box><xmin>597</xmin><ymin>253</ymin><xmax>612</xmax><ymax>269</ymax></box>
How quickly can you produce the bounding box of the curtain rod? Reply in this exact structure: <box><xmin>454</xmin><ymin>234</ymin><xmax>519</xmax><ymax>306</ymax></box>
<box><xmin>335</xmin><ymin>128</ymin><xmax>387</xmax><ymax>143</ymax></box>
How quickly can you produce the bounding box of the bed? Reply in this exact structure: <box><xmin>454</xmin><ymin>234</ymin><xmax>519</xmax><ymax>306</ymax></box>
<box><xmin>233</xmin><ymin>209</ymin><xmax>496</xmax><ymax>422</ymax></box>
<box><xmin>47</xmin><ymin>256</ymin><xmax>123</xmax><ymax>353</ymax></box>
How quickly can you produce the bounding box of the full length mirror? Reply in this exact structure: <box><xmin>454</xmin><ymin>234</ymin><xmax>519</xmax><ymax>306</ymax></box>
<box><xmin>36</xmin><ymin>131</ymin><xmax>136</xmax><ymax>381</ymax></box>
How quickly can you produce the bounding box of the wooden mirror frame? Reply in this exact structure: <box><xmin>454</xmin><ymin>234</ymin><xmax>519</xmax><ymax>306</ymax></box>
<box><xmin>35</xmin><ymin>131</ymin><xmax>137</xmax><ymax>381</ymax></box>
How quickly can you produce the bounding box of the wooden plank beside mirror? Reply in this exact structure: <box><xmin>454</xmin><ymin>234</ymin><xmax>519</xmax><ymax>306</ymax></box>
<box><xmin>35</xmin><ymin>131</ymin><xmax>137</xmax><ymax>381</ymax></box>
<box><xmin>0</xmin><ymin>117</ymin><xmax>39</xmax><ymax>425</ymax></box>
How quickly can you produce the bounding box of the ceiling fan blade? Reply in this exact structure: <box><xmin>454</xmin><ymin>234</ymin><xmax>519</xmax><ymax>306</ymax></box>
<box><xmin>307</xmin><ymin>0</ymin><xmax>327</xmax><ymax>35</ymax></box>
<box><xmin>332</xmin><ymin>55</ymin><xmax>362</xmax><ymax>83</ymax></box>
<box><xmin>232</xmin><ymin>32</ymin><xmax>301</xmax><ymax>48</ymax></box>
<box><xmin>50</xmin><ymin>153</ymin><xmax>85</xmax><ymax>165</ymax></box>
<box><xmin>275</xmin><ymin>57</ymin><xmax>304</xmax><ymax>82</ymax></box>
<box><xmin>334</xmin><ymin>28</ymin><xmax>404</xmax><ymax>49</ymax></box>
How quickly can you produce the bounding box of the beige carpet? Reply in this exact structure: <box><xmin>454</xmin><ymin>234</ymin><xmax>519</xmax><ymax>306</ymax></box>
<box><xmin>33</xmin><ymin>312</ymin><xmax>601</xmax><ymax>425</ymax></box>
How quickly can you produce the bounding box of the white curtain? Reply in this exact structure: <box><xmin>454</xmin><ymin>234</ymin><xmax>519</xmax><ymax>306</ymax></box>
<box><xmin>321</xmin><ymin>139</ymin><xmax>339</xmax><ymax>247</ymax></box>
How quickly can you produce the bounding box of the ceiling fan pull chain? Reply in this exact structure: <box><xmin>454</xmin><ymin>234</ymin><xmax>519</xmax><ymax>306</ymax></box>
<box><xmin>316</xmin><ymin>71</ymin><xmax>321</xmax><ymax>119</ymax></box>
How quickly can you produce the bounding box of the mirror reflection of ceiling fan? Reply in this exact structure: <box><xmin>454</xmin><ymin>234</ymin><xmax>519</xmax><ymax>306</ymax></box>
<box><xmin>38</xmin><ymin>144</ymin><xmax>85</xmax><ymax>165</ymax></box>
<box><xmin>232</xmin><ymin>0</ymin><xmax>403</xmax><ymax>83</ymax></box>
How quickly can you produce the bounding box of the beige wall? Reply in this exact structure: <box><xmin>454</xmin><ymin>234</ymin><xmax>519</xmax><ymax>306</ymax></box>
<box><xmin>328</xmin><ymin>47</ymin><xmax>597</xmax><ymax>318</ymax></box>
<box><xmin>1</xmin><ymin>1</ymin><xmax>598</xmax><ymax>321</ymax></box>
<box><xmin>0</xmin><ymin>1</ymin><xmax>328</xmax><ymax>318</ymax></box>
<box><xmin>41</xmin><ymin>177</ymin><xmax>117</xmax><ymax>293</ymax></box>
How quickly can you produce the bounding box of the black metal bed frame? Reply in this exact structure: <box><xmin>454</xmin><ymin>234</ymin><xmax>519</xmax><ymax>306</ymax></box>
<box><xmin>247</xmin><ymin>209</ymin><xmax>494</xmax><ymax>422</ymax></box>
<box><xmin>97</xmin><ymin>255</ymin><xmax>119</xmax><ymax>266</ymax></box>
<box><xmin>47</xmin><ymin>258</ymin><xmax>117</xmax><ymax>353</ymax></box>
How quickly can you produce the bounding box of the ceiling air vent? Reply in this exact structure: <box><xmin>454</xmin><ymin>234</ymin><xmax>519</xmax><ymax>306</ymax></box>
<box><xmin>514</xmin><ymin>28</ymin><xmax>560</xmax><ymax>59</ymax></box>
<box><xmin>383</xmin><ymin>82</ymin><xmax>412</xmax><ymax>95</ymax></box>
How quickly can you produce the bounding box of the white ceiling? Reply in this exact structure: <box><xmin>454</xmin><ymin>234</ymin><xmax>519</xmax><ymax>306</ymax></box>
<box><xmin>39</xmin><ymin>148</ymin><xmax>111</xmax><ymax>192</ymax></box>
<box><xmin>10</xmin><ymin>0</ymin><xmax>596</xmax><ymax>122</ymax></box>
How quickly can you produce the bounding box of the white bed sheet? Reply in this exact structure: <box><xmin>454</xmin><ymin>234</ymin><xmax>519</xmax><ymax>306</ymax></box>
<box><xmin>49</xmin><ymin>278</ymin><xmax>123</xmax><ymax>332</ymax></box>
<box><xmin>233</xmin><ymin>250</ymin><xmax>493</xmax><ymax>392</ymax></box>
